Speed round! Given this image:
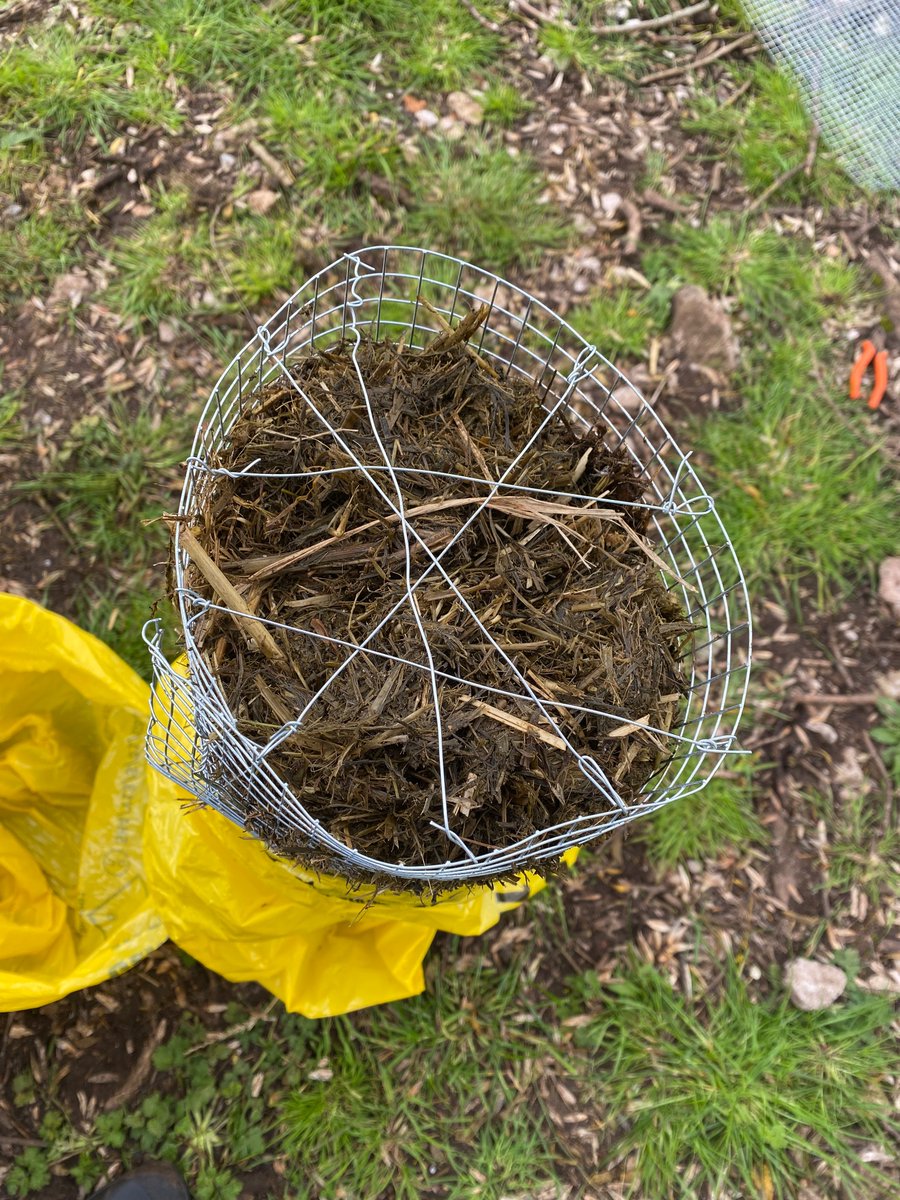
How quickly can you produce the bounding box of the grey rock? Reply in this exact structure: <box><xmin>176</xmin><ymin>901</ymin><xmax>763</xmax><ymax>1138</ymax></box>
<box><xmin>878</xmin><ymin>557</ymin><xmax>900</xmax><ymax>619</ymax></box>
<box><xmin>668</xmin><ymin>285</ymin><xmax>739</xmax><ymax>378</ymax></box>
<box><xmin>785</xmin><ymin>958</ymin><xmax>847</xmax><ymax>1010</ymax></box>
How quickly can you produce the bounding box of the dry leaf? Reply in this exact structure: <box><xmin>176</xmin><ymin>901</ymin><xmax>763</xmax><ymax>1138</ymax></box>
<box><xmin>246</xmin><ymin>187</ymin><xmax>279</xmax><ymax>216</ymax></box>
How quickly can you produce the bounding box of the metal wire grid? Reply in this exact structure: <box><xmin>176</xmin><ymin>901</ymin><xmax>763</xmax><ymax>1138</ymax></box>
<box><xmin>144</xmin><ymin>246</ymin><xmax>752</xmax><ymax>885</ymax></box>
<box><xmin>744</xmin><ymin>0</ymin><xmax>900</xmax><ymax>191</ymax></box>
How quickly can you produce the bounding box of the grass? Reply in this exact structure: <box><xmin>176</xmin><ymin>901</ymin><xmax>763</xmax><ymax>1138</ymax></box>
<box><xmin>0</xmin><ymin>205</ymin><xmax>90</xmax><ymax>300</ymax></box>
<box><xmin>0</xmin><ymin>384</ymin><xmax>23</xmax><ymax>445</ymax></box>
<box><xmin>872</xmin><ymin>698</ymin><xmax>900</xmax><ymax>789</ymax></box>
<box><xmin>642</xmin><ymin>217</ymin><xmax>897</xmax><ymax>598</ymax></box>
<box><xmin>481</xmin><ymin>80</ymin><xmax>533</xmax><ymax>127</ymax></box>
<box><xmin>282</xmin><ymin>955</ymin><xmax>566</xmax><ymax>1199</ymax></box>
<box><xmin>103</xmin><ymin>140</ymin><xmax>568</xmax><ymax>326</ymax></box>
<box><xmin>640</xmin><ymin>761</ymin><xmax>767</xmax><ymax>871</ymax></box>
<box><xmin>18</xmin><ymin>401</ymin><xmax>187</xmax><ymax>564</ymax></box>
<box><xmin>16</xmin><ymin>399</ymin><xmax>189</xmax><ymax>676</ymax></box>
<box><xmin>5</xmin><ymin>0</ymin><xmax>553</xmax><ymax>323</ymax></box>
<box><xmin>0</xmin><ymin>23</ymin><xmax>180</xmax><ymax>149</ymax></box>
<box><xmin>103</xmin><ymin>189</ymin><xmax>216</xmax><ymax>324</ymax></box>
<box><xmin>687</xmin><ymin>61</ymin><xmax>855</xmax><ymax>206</ymax></box>
<box><xmin>79</xmin><ymin>585</ymin><xmax>180</xmax><ymax>678</ymax></box>
<box><xmin>260</xmin><ymin>90</ymin><xmax>402</xmax><ymax>193</ymax></box>
<box><xmin>573</xmin><ymin>282</ymin><xmax>669</xmax><ymax>360</ymax></box>
<box><xmin>564</xmin><ymin>957</ymin><xmax>899</xmax><ymax>1199</ymax></box>
<box><xmin>403</xmin><ymin>144</ymin><xmax>568</xmax><ymax>270</ymax></box>
<box><xmin>537</xmin><ymin>5</ymin><xmax>660</xmax><ymax>80</ymax></box>
<box><xmin>6</xmin><ymin>947</ymin><xmax>571</xmax><ymax>1200</ymax></box>
<box><xmin>8</xmin><ymin>944</ymin><xmax>897</xmax><ymax>1199</ymax></box>
<box><xmin>809</xmin><ymin>788</ymin><xmax>900</xmax><ymax>904</ymax></box>
<box><xmin>394</xmin><ymin>0</ymin><xmax>500</xmax><ymax>90</ymax></box>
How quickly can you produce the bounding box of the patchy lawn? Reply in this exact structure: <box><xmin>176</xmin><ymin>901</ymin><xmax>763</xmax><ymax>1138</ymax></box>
<box><xmin>1</xmin><ymin>2</ymin><xmax>898</xmax><ymax>1198</ymax></box>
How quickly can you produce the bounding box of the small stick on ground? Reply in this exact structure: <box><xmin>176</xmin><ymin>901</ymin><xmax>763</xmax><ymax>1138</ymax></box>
<box><xmin>510</xmin><ymin>0</ymin><xmax>559</xmax><ymax>25</ymax></box>
<box><xmin>864</xmin><ymin>248</ymin><xmax>900</xmax><ymax>336</ymax></box>
<box><xmin>457</xmin><ymin>0</ymin><xmax>504</xmax><ymax>32</ymax></box>
<box><xmin>747</xmin><ymin>126</ymin><xmax>819</xmax><ymax>213</ymax></box>
<box><xmin>620</xmin><ymin>197</ymin><xmax>642</xmax><ymax>255</ymax></box>
<box><xmin>103</xmin><ymin>1020</ymin><xmax>168</xmax><ymax>1111</ymax></box>
<box><xmin>721</xmin><ymin>77</ymin><xmax>754</xmax><ymax>108</ymax></box>
<box><xmin>642</xmin><ymin>189</ymin><xmax>688</xmax><ymax>216</ymax></box>
<box><xmin>248</xmin><ymin>137</ymin><xmax>295</xmax><ymax>188</ymax></box>
<box><xmin>638</xmin><ymin>33</ymin><xmax>756</xmax><ymax>84</ymax></box>
<box><xmin>595</xmin><ymin>1</ymin><xmax>709</xmax><ymax>35</ymax></box>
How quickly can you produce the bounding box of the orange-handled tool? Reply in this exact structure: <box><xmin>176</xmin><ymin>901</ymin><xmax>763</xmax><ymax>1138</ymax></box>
<box><xmin>850</xmin><ymin>340</ymin><xmax>889</xmax><ymax>410</ymax></box>
<box><xmin>849</xmin><ymin>339</ymin><xmax>876</xmax><ymax>399</ymax></box>
<box><xmin>869</xmin><ymin>350</ymin><xmax>888</xmax><ymax>410</ymax></box>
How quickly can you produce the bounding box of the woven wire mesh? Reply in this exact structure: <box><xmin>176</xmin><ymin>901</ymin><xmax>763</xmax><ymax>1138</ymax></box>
<box><xmin>744</xmin><ymin>0</ymin><xmax>900</xmax><ymax>191</ymax></box>
<box><xmin>144</xmin><ymin>247</ymin><xmax>752</xmax><ymax>886</ymax></box>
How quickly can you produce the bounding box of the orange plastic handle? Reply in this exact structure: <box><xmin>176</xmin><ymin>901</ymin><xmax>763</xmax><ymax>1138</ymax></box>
<box><xmin>849</xmin><ymin>339</ymin><xmax>876</xmax><ymax>399</ymax></box>
<box><xmin>869</xmin><ymin>350</ymin><xmax>888</xmax><ymax>410</ymax></box>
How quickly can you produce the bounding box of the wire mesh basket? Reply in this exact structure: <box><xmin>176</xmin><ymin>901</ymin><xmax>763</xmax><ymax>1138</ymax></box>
<box><xmin>145</xmin><ymin>246</ymin><xmax>752</xmax><ymax>887</ymax></box>
<box><xmin>745</xmin><ymin>0</ymin><xmax>899</xmax><ymax>191</ymax></box>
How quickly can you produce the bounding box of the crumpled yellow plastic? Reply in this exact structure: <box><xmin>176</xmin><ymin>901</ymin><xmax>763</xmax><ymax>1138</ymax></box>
<box><xmin>0</xmin><ymin>595</ymin><xmax>166</xmax><ymax>1011</ymax></box>
<box><xmin>144</xmin><ymin>656</ymin><xmax>577</xmax><ymax>1017</ymax></box>
<box><xmin>1</xmin><ymin>594</ymin><xmax>574</xmax><ymax>1018</ymax></box>
<box><xmin>144</xmin><ymin>790</ymin><xmax>575</xmax><ymax>1018</ymax></box>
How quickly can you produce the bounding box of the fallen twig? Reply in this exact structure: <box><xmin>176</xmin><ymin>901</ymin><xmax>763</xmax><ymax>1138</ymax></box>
<box><xmin>620</xmin><ymin>196</ymin><xmax>642</xmax><ymax>255</ymax></box>
<box><xmin>864</xmin><ymin>248</ymin><xmax>900</xmax><ymax>336</ymax></box>
<box><xmin>510</xmin><ymin>0</ymin><xmax>558</xmax><ymax>25</ymax></box>
<box><xmin>186</xmin><ymin>1000</ymin><xmax>279</xmax><ymax>1051</ymax></box>
<box><xmin>642</xmin><ymin>188</ymin><xmax>688</xmax><ymax>216</ymax></box>
<box><xmin>638</xmin><ymin>33</ymin><xmax>755</xmax><ymax>84</ymax></box>
<box><xmin>458</xmin><ymin>0</ymin><xmax>505</xmax><ymax>31</ymax></box>
<box><xmin>795</xmin><ymin>693</ymin><xmax>879</xmax><ymax>707</ymax></box>
<box><xmin>248</xmin><ymin>137</ymin><xmax>295</xmax><ymax>188</ymax></box>
<box><xmin>721</xmin><ymin>77</ymin><xmax>754</xmax><ymax>108</ymax></box>
<box><xmin>747</xmin><ymin>126</ymin><xmax>818</xmax><ymax>212</ymax></box>
<box><xmin>103</xmin><ymin>1020</ymin><xmax>168</xmax><ymax>1111</ymax></box>
<box><xmin>595</xmin><ymin>1</ymin><xmax>709</xmax><ymax>35</ymax></box>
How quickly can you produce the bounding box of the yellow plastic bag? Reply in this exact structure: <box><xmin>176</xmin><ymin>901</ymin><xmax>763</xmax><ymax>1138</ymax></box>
<box><xmin>144</xmin><ymin>791</ymin><xmax>574</xmax><ymax>1018</ymax></box>
<box><xmin>145</xmin><ymin>657</ymin><xmax>576</xmax><ymax>1018</ymax></box>
<box><xmin>0</xmin><ymin>595</ymin><xmax>167</xmax><ymax>1011</ymax></box>
<box><xmin>0</xmin><ymin>593</ymin><xmax>572</xmax><ymax>1018</ymax></box>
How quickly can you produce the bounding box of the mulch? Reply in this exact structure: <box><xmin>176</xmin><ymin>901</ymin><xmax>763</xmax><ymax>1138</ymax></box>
<box><xmin>182</xmin><ymin>319</ymin><xmax>690</xmax><ymax>884</ymax></box>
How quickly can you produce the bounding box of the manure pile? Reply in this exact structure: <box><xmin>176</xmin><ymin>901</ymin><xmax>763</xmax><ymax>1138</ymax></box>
<box><xmin>179</xmin><ymin>308</ymin><xmax>692</xmax><ymax>885</ymax></box>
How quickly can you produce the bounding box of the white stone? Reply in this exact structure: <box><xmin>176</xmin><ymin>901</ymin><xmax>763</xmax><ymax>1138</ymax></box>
<box><xmin>48</xmin><ymin>269</ymin><xmax>91</xmax><ymax>309</ymax></box>
<box><xmin>878</xmin><ymin>557</ymin><xmax>900</xmax><ymax>619</ymax></box>
<box><xmin>447</xmin><ymin>91</ymin><xmax>483</xmax><ymax>126</ymax></box>
<box><xmin>600</xmin><ymin>191</ymin><xmax>623</xmax><ymax>219</ymax></box>
<box><xmin>245</xmin><ymin>187</ymin><xmax>279</xmax><ymax>215</ymax></box>
<box><xmin>785</xmin><ymin>959</ymin><xmax>847</xmax><ymax>1010</ymax></box>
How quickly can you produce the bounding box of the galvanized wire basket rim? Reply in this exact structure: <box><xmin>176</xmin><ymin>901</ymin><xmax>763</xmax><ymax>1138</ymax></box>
<box><xmin>145</xmin><ymin>245</ymin><xmax>753</xmax><ymax>885</ymax></box>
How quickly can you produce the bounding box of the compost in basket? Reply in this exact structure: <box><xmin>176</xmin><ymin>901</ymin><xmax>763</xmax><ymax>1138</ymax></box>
<box><xmin>171</xmin><ymin>303</ymin><xmax>693</xmax><ymax>885</ymax></box>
